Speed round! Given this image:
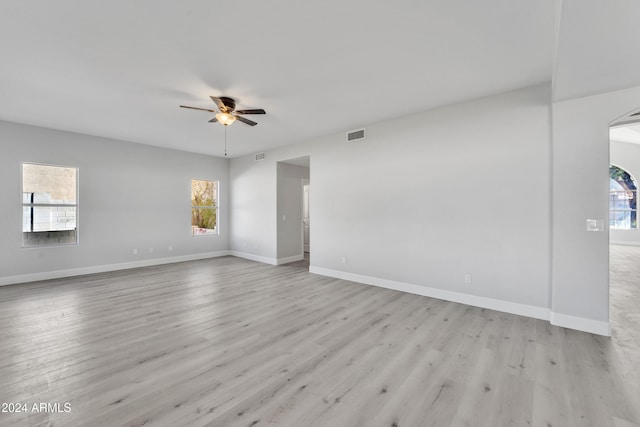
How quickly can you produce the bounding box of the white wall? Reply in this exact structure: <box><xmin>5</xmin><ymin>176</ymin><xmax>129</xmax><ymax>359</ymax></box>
<box><xmin>228</xmin><ymin>155</ymin><xmax>277</xmax><ymax>263</ymax></box>
<box><xmin>551</xmin><ymin>84</ymin><xmax>640</xmax><ymax>335</ymax></box>
<box><xmin>0</xmin><ymin>121</ymin><xmax>229</xmax><ymax>284</ymax></box>
<box><xmin>230</xmin><ymin>85</ymin><xmax>553</xmax><ymax>318</ymax></box>
<box><xmin>277</xmin><ymin>162</ymin><xmax>309</xmax><ymax>262</ymax></box>
<box><xmin>610</xmin><ymin>140</ymin><xmax>640</xmax><ymax>245</ymax></box>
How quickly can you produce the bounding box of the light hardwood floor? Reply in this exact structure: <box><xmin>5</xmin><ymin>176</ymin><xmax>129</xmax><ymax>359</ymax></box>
<box><xmin>0</xmin><ymin>249</ymin><xmax>639</xmax><ymax>427</ymax></box>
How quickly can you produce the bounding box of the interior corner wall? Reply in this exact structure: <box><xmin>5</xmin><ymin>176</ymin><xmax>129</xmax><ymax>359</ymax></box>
<box><xmin>0</xmin><ymin>120</ymin><xmax>229</xmax><ymax>285</ymax></box>
<box><xmin>276</xmin><ymin>162</ymin><xmax>309</xmax><ymax>261</ymax></box>
<box><xmin>609</xmin><ymin>140</ymin><xmax>640</xmax><ymax>245</ymax></box>
<box><xmin>228</xmin><ymin>153</ymin><xmax>278</xmax><ymax>263</ymax></box>
<box><xmin>551</xmin><ymin>84</ymin><xmax>640</xmax><ymax>335</ymax></box>
<box><xmin>230</xmin><ymin>84</ymin><xmax>553</xmax><ymax>318</ymax></box>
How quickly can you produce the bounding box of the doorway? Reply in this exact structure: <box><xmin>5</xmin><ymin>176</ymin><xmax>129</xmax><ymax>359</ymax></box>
<box><xmin>276</xmin><ymin>156</ymin><xmax>310</xmax><ymax>267</ymax></box>
<box><xmin>303</xmin><ymin>179</ymin><xmax>310</xmax><ymax>254</ymax></box>
<box><xmin>609</xmin><ymin>114</ymin><xmax>640</xmax><ymax>343</ymax></box>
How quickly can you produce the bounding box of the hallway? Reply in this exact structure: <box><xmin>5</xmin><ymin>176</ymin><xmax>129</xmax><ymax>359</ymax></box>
<box><xmin>609</xmin><ymin>245</ymin><xmax>640</xmax><ymax>392</ymax></box>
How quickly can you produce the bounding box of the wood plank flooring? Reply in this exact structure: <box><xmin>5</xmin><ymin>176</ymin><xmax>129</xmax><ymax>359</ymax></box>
<box><xmin>0</xmin><ymin>250</ymin><xmax>638</xmax><ymax>427</ymax></box>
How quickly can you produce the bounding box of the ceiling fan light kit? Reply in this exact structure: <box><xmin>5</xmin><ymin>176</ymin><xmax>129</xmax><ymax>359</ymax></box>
<box><xmin>215</xmin><ymin>112</ymin><xmax>236</xmax><ymax>126</ymax></box>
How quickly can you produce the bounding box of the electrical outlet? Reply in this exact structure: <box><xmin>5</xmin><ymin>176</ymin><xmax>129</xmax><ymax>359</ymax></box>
<box><xmin>133</xmin><ymin>248</ymin><xmax>138</xmax><ymax>255</ymax></box>
<box><xmin>341</xmin><ymin>257</ymin><xmax>348</xmax><ymax>264</ymax></box>
<box><xmin>168</xmin><ymin>245</ymin><xmax>173</xmax><ymax>252</ymax></box>
<box><xmin>464</xmin><ymin>274</ymin><xmax>472</xmax><ymax>284</ymax></box>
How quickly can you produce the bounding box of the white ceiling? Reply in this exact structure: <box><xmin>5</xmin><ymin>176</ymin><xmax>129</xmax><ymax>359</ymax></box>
<box><xmin>553</xmin><ymin>1</ymin><xmax>640</xmax><ymax>101</ymax></box>
<box><xmin>610</xmin><ymin>123</ymin><xmax>640</xmax><ymax>144</ymax></box>
<box><xmin>2</xmin><ymin>0</ymin><xmax>631</xmax><ymax>158</ymax></box>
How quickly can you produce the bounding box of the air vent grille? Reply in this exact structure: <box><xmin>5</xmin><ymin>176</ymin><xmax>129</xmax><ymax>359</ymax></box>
<box><xmin>255</xmin><ymin>152</ymin><xmax>266</xmax><ymax>161</ymax></box>
<box><xmin>347</xmin><ymin>129</ymin><xmax>366</xmax><ymax>142</ymax></box>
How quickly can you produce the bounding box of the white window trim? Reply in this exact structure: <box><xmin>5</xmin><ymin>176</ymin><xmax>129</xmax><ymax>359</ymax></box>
<box><xmin>21</xmin><ymin>162</ymin><xmax>79</xmax><ymax>248</ymax></box>
<box><xmin>191</xmin><ymin>179</ymin><xmax>219</xmax><ymax>237</ymax></box>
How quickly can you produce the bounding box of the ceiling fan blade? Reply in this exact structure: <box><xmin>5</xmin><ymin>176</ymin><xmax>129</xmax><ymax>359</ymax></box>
<box><xmin>235</xmin><ymin>109</ymin><xmax>266</xmax><ymax>115</ymax></box>
<box><xmin>208</xmin><ymin>117</ymin><xmax>218</xmax><ymax>123</ymax></box>
<box><xmin>210</xmin><ymin>96</ymin><xmax>229</xmax><ymax>113</ymax></box>
<box><xmin>234</xmin><ymin>115</ymin><xmax>258</xmax><ymax>126</ymax></box>
<box><xmin>180</xmin><ymin>105</ymin><xmax>217</xmax><ymax>113</ymax></box>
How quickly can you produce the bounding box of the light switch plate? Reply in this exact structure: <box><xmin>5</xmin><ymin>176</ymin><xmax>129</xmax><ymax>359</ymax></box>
<box><xmin>586</xmin><ymin>219</ymin><xmax>604</xmax><ymax>232</ymax></box>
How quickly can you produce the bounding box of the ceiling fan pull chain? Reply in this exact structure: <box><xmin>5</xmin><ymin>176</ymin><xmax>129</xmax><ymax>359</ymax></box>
<box><xmin>224</xmin><ymin>125</ymin><xmax>228</xmax><ymax>157</ymax></box>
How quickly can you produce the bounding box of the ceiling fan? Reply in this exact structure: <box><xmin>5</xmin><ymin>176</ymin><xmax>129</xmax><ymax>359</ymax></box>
<box><xmin>180</xmin><ymin>96</ymin><xmax>266</xmax><ymax>126</ymax></box>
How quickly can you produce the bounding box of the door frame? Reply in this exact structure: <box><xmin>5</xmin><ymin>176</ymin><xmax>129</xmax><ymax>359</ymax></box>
<box><xmin>302</xmin><ymin>178</ymin><xmax>310</xmax><ymax>255</ymax></box>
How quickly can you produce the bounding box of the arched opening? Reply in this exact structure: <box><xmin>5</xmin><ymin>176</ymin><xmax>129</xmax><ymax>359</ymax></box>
<box><xmin>608</xmin><ymin>110</ymin><xmax>640</xmax><ymax>344</ymax></box>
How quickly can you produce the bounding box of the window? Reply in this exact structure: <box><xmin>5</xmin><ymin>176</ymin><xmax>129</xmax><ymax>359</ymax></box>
<box><xmin>22</xmin><ymin>163</ymin><xmax>78</xmax><ymax>247</ymax></box>
<box><xmin>610</xmin><ymin>164</ymin><xmax>637</xmax><ymax>230</ymax></box>
<box><xmin>191</xmin><ymin>179</ymin><xmax>218</xmax><ymax>236</ymax></box>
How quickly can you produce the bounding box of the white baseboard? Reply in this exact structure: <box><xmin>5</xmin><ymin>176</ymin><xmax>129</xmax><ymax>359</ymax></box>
<box><xmin>229</xmin><ymin>250</ymin><xmax>278</xmax><ymax>265</ymax></box>
<box><xmin>309</xmin><ymin>266</ymin><xmax>550</xmax><ymax>321</ymax></box>
<box><xmin>227</xmin><ymin>252</ymin><xmax>302</xmax><ymax>265</ymax></box>
<box><xmin>610</xmin><ymin>240</ymin><xmax>640</xmax><ymax>246</ymax></box>
<box><xmin>549</xmin><ymin>312</ymin><xmax>611</xmax><ymax>336</ymax></box>
<box><xmin>0</xmin><ymin>251</ymin><xmax>231</xmax><ymax>286</ymax></box>
<box><xmin>277</xmin><ymin>254</ymin><xmax>304</xmax><ymax>265</ymax></box>
<box><xmin>310</xmin><ymin>266</ymin><xmax>612</xmax><ymax>336</ymax></box>
<box><xmin>1</xmin><ymin>253</ymin><xmax>612</xmax><ymax>337</ymax></box>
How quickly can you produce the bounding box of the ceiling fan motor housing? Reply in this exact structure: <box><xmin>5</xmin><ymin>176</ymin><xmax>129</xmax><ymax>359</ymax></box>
<box><xmin>219</xmin><ymin>97</ymin><xmax>236</xmax><ymax>112</ymax></box>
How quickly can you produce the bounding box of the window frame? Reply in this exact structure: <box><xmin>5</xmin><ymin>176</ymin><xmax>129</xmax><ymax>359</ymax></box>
<box><xmin>21</xmin><ymin>162</ymin><xmax>79</xmax><ymax>248</ymax></box>
<box><xmin>609</xmin><ymin>163</ymin><xmax>637</xmax><ymax>230</ymax></box>
<box><xmin>191</xmin><ymin>179</ymin><xmax>219</xmax><ymax>237</ymax></box>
